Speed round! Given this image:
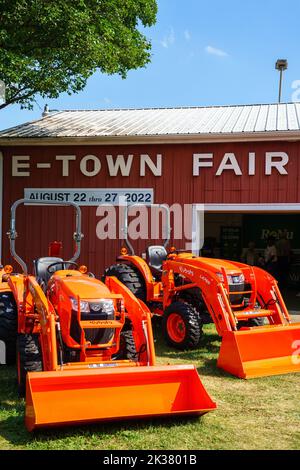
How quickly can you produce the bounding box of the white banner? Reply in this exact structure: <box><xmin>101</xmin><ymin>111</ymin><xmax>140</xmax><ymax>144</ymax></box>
<box><xmin>24</xmin><ymin>188</ymin><xmax>154</xmax><ymax>206</ymax></box>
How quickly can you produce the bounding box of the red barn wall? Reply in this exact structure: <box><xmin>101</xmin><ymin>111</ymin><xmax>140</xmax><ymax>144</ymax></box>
<box><xmin>1</xmin><ymin>141</ymin><xmax>300</xmax><ymax>275</ymax></box>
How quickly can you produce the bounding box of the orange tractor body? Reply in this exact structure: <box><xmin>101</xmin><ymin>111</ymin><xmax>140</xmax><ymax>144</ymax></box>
<box><xmin>0</xmin><ymin>199</ymin><xmax>216</xmax><ymax>431</ymax></box>
<box><xmin>105</xmin><ymin>205</ymin><xmax>300</xmax><ymax>379</ymax></box>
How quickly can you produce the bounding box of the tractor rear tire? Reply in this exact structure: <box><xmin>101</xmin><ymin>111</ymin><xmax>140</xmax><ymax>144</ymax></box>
<box><xmin>104</xmin><ymin>264</ymin><xmax>146</xmax><ymax>302</ymax></box>
<box><xmin>17</xmin><ymin>334</ymin><xmax>42</xmax><ymax>397</ymax></box>
<box><xmin>0</xmin><ymin>292</ymin><xmax>17</xmax><ymax>364</ymax></box>
<box><xmin>162</xmin><ymin>302</ymin><xmax>203</xmax><ymax>350</ymax></box>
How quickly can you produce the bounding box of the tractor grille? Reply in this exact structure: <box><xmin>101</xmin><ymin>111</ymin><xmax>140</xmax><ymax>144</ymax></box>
<box><xmin>70</xmin><ymin>308</ymin><xmax>114</xmax><ymax>345</ymax></box>
<box><xmin>229</xmin><ymin>283</ymin><xmax>245</xmax><ymax>305</ymax></box>
<box><xmin>83</xmin><ymin>327</ymin><xmax>114</xmax><ymax>345</ymax></box>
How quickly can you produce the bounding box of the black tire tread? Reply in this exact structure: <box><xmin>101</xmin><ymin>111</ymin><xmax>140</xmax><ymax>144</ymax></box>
<box><xmin>17</xmin><ymin>334</ymin><xmax>42</xmax><ymax>396</ymax></box>
<box><xmin>179</xmin><ymin>288</ymin><xmax>212</xmax><ymax>324</ymax></box>
<box><xmin>0</xmin><ymin>291</ymin><xmax>17</xmax><ymax>364</ymax></box>
<box><xmin>104</xmin><ymin>263</ymin><xmax>146</xmax><ymax>302</ymax></box>
<box><xmin>162</xmin><ymin>301</ymin><xmax>203</xmax><ymax>350</ymax></box>
<box><xmin>121</xmin><ymin>330</ymin><xmax>138</xmax><ymax>361</ymax></box>
<box><xmin>0</xmin><ymin>292</ymin><xmax>17</xmax><ymax>342</ymax></box>
<box><xmin>115</xmin><ymin>329</ymin><xmax>138</xmax><ymax>362</ymax></box>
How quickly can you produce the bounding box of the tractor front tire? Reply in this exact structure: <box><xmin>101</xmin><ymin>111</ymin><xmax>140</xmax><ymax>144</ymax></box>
<box><xmin>115</xmin><ymin>330</ymin><xmax>138</xmax><ymax>362</ymax></box>
<box><xmin>17</xmin><ymin>334</ymin><xmax>42</xmax><ymax>396</ymax></box>
<box><xmin>162</xmin><ymin>302</ymin><xmax>203</xmax><ymax>350</ymax></box>
<box><xmin>0</xmin><ymin>292</ymin><xmax>17</xmax><ymax>364</ymax></box>
<box><xmin>104</xmin><ymin>264</ymin><xmax>146</xmax><ymax>302</ymax></box>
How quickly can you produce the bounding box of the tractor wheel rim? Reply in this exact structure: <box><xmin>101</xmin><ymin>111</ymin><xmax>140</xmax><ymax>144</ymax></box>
<box><xmin>167</xmin><ymin>313</ymin><xmax>186</xmax><ymax>343</ymax></box>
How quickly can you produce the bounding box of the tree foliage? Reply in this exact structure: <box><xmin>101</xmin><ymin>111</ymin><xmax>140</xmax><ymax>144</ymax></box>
<box><xmin>0</xmin><ymin>0</ymin><xmax>157</xmax><ymax>109</ymax></box>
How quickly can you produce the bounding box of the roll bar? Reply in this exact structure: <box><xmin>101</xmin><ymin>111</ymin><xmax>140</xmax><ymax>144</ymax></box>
<box><xmin>7</xmin><ymin>199</ymin><xmax>83</xmax><ymax>274</ymax></box>
<box><xmin>122</xmin><ymin>204</ymin><xmax>171</xmax><ymax>255</ymax></box>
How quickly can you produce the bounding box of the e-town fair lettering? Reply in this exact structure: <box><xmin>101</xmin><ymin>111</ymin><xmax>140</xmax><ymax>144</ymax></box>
<box><xmin>11</xmin><ymin>152</ymin><xmax>289</xmax><ymax>177</ymax></box>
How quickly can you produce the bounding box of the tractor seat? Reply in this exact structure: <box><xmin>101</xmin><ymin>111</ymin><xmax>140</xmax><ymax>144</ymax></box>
<box><xmin>33</xmin><ymin>257</ymin><xmax>64</xmax><ymax>288</ymax></box>
<box><xmin>146</xmin><ymin>245</ymin><xmax>168</xmax><ymax>272</ymax></box>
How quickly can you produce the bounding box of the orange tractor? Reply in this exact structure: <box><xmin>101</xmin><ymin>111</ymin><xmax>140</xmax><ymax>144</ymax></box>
<box><xmin>105</xmin><ymin>204</ymin><xmax>300</xmax><ymax>379</ymax></box>
<box><xmin>0</xmin><ymin>199</ymin><xmax>216</xmax><ymax>431</ymax></box>
<box><xmin>0</xmin><ymin>265</ymin><xmax>17</xmax><ymax>365</ymax></box>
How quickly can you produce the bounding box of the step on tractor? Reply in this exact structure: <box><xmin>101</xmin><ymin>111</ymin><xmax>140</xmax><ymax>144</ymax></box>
<box><xmin>105</xmin><ymin>204</ymin><xmax>300</xmax><ymax>379</ymax></box>
<box><xmin>0</xmin><ymin>199</ymin><xmax>216</xmax><ymax>431</ymax></box>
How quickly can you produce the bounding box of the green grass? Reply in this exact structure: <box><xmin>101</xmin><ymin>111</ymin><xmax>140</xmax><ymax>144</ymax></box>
<box><xmin>0</xmin><ymin>324</ymin><xmax>299</xmax><ymax>450</ymax></box>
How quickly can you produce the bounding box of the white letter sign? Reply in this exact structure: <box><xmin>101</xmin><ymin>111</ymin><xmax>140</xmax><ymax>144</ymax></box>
<box><xmin>216</xmin><ymin>153</ymin><xmax>242</xmax><ymax>176</ymax></box>
<box><xmin>265</xmin><ymin>152</ymin><xmax>289</xmax><ymax>175</ymax></box>
<box><xmin>193</xmin><ymin>154</ymin><xmax>213</xmax><ymax>176</ymax></box>
<box><xmin>12</xmin><ymin>156</ymin><xmax>30</xmax><ymax>177</ymax></box>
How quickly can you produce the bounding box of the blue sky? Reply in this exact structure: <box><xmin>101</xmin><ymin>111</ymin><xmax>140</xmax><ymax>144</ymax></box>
<box><xmin>1</xmin><ymin>0</ymin><xmax>300</xmax><ymax>130</ymax></box>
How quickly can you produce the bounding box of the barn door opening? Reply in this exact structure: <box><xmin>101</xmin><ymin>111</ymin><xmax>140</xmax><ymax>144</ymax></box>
<box><xmin>193</xmin><ymin>203</ymin><xmax>300</xmax><ymax>315</ymax></box>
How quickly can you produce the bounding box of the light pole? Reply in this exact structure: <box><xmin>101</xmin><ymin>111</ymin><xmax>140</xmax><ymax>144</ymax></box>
<box><xmin>275</xmin><ymin>59</ymin><xmax>288</xmax><ymax>103</ymax></box>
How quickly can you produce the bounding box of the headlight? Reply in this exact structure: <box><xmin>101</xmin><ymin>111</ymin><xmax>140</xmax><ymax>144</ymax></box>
<box><xmin>90</xmin><ymin>299</ymin><xmax>114</xmax><ymax>314</ymax></box>
<box><xmin>70</xmin><ymin>298</ymin><xmax>115</xmax><ymax>315</ymax></box>
<box><xmin>70</xmin><ymin>298</ymin><xmax>90</xmax><ymax>313</ymax></box>
<box><xmin>227</xmin><ymin>274</ymin><xmax>245</xmax><ymax>285</ymax></box>
<box><xmin>216</xmin><ymin>272</ymin><xmax>225</xmax><ymax>282</ymax></box>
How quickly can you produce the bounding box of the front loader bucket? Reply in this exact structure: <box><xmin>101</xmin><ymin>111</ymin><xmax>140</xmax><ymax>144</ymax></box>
<box><xmin>25</xmin><ymin>365</ymin><xmax>216</xmax><ymax>431</ymax></box>
<box><xmin>217</xmin><ymin>324</ymin><xmax>300</xmax><ymax>379</ymax></box>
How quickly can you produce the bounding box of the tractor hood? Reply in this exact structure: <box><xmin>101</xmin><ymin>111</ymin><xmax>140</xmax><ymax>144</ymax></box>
<box><xmin>52</xmin><ymin>271</ymin><xmax>112</xmax><ymax>300</ymax></box>
<box><xmin>198</xmin><ymin>257</ymin><xmax>244</xmax><ymax>275</ymax></box>
<box><xmin>177</xmin><ymin>256</ymin><xmax>245</xmax><ymax>278</ymax></box>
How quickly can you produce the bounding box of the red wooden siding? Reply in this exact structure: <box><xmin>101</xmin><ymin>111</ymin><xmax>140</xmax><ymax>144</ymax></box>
<box><xmin>1</xmin><ymin>141</ymin><xmax>300</xmax><ymax>275</ymax></box>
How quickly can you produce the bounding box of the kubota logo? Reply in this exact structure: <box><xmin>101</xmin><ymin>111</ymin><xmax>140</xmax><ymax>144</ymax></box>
<box><xmin>292</xmin><ymin>340</ymin><xmax>300</xmax><ymax>365</ymax></box>
<box><xmin>179</xmin><ymin>266</ymin><xmax>194</xmax><ymax>278</ymax></box>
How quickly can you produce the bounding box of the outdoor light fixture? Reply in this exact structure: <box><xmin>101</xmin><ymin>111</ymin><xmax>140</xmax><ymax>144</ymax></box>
<box><xmin>275</xmin><ymin>59</ymin><xmax>288</xmax><ymax>103</ymax></box>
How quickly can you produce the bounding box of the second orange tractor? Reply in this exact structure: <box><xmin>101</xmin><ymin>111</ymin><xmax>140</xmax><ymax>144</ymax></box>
<box><xmin>105</xmin><ymin>204</ymin><xmax>300</xmax><ymax>379</ymax></box>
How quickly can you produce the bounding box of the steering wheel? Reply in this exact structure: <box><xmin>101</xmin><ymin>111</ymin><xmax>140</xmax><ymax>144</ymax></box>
<box><xmin>46</xmin><ymin>261</ymin><xmax>78</xmax><ymax>274</ymax></box>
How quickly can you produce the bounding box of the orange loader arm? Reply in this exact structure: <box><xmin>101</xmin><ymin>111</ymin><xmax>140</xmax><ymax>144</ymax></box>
<box><xmin>8</xmin><ymin>274</ymin><xmax>59</xmax><ymax>371</ymax></box>
<box><xmin>105</xmin><ymin>275</ymin><xmax>155</xmax><ymax>366</ymax></box>
<box><xmin>162</xmin><ymin>259</ymin><xmax>300</xmax><ymax>379</ymax></box>
<box><xmin>161</xmin><ymin>258</ymin><xmax>293</xmax><ymax>336</ymax></box>
<box><xmin>161</xmin><ymin>259</ymin><xmax>237</xmax><ymax>336</ymax></box>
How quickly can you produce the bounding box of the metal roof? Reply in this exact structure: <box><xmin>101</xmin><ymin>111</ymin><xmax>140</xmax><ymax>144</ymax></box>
<box><xmin>1</xmin><ymin>103</ymin><xmax>300</xmax><ymax>144</ymax></box>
